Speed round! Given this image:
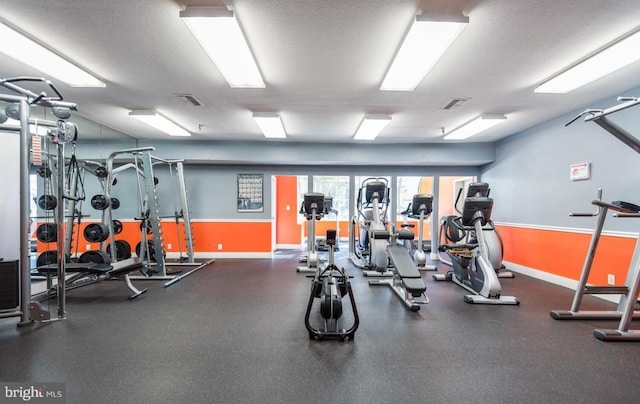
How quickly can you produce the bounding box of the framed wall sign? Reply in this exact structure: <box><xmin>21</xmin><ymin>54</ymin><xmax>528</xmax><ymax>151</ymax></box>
<box><xmin>237</xmin><ymin>174</ymin><xmax>264</xmax><ymax>212</ymax></box>
<box><xmin>570</xmin><ymin>162</ymin><xmax>590</xmax><ymax>181</ymax></box>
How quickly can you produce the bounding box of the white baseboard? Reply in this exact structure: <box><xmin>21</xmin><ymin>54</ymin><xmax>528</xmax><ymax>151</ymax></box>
<box><xmin>504</xmin><ymin>261</ymin><xmax>618</xmax><ymax>304</ymax></box>
<box><xmin>276</xmin><ymin>244</ymin><xmax>302</xmax><ymax>250</ymax></box>
<box><xmin>192</xmin><ymin>252</ymin><xmax>272</xmax><ymax>259</ymax></box>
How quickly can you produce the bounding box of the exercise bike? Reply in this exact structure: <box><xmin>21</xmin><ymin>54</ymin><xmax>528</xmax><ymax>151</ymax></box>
<box><xmin>398</xmin><ymin>194</ymin><xmax>436</xmax><ymax>271</ymax></box>
<box><xmin>439</xmin><ymin>182</ymin><xmax>513</xmax><ymax>278</ymax></box>
<box><xmin>433</xmin><ymin>196</ymin><xmax>519</xmax><ymax>305</ymax></box>
<box><xmin>304</xmin><ymin>194</ymin><xmax>358</xmax><ymax>341</ymax></box>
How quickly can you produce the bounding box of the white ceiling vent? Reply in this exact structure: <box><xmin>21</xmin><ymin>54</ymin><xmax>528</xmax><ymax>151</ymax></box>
<box><xmin>443</xmin><ymin>98</ymin><xmax>469</xmax><ymax>110</ymax></box>
<box><xmin>174</xmin><ymin>93</ymin><xmax>205</xmax><ymax>107</ymax></box>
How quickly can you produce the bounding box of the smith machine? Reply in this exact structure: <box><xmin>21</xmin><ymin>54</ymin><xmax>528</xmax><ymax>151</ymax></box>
<box><xmin>103</xmin><ymin>148</ymin><xmax>213</xmax><ymax>287</ymax></box>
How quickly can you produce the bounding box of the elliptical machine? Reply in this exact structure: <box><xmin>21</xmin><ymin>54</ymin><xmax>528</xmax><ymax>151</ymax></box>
<box><xmin>316</xmin><ymin>196</ymin><xmax>340</xmax><ymax>252</ymax></box>
<box><xmin>350</xmin><ymin>179</ymin><xmax>428</xmax><ymax>311</ymax></box>
<box><xmin>349</xmin><ymin>178</ymin><xmax>391</xmax><ymax>274</ymax></box>
<box><xmin>297</xmin><ymin>192</ymin><xmax>325</xmax><ymax>273</ymax></box>
<box><xmin>304</xmin><ymin>193</ymin><xmax>358</xmax><ymax>341</ymax></box>
<box><xmin>399</xmin><ymin>194</ymin><xmax>436</xmax><ymax>271</ymax></box>
<box><xmin>433</xmin><ymin>195</ymin><xmax>519</xmax><ymax>305</ymax></box>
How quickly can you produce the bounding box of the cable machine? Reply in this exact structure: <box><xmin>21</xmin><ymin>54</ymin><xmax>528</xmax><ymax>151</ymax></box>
<box><xmin>0</xmin><ymin>77</ymin><xmax>79</xmax><ymax>323</ymax></box>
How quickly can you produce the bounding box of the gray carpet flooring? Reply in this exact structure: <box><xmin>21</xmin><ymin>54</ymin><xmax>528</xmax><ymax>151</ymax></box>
<box><xmin>1</xmin><ymin>250</ymin><xmax>640</xmax><ymax>404</ymax></box>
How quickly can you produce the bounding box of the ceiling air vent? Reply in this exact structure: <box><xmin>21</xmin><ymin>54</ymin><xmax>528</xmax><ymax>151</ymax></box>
<box><xmin>443</xmin><ymin>98</ymin><xmax>469</xmax><ymax>110</ymax></box>
<box><xmin>174</xmin><ymin>93</ymin><xmax>204</xmax><ymax>107</ymax></box>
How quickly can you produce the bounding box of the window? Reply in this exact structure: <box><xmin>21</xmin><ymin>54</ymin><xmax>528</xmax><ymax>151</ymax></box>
<box><xmin>312</xmin><ymin>176</ymin><xmax>349</xmax><ymax>220</ymax></box>
<box><xmin>397</xmin><ymin>176</ymin><xmax>434</xmax><ymax>238</ymax></box>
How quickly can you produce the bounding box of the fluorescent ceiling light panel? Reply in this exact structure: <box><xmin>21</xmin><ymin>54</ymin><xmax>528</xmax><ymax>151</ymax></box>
<box><xmin>444</xmin><ymin>114</ymin><xmax>506</xmax><ymax>140</ymax></box>
<box><xmin>0</xmin><ymin>21</ymin><xmax>105</xmax><ymax>88</ymax></box>
<box><xmin>535</xmin><ymin>30</ymin><xmax>640</xmax><ymax>93</ymax></box>
<box><xmin>180</xmin><ymin>7</ymin><xmax>265</xmax><ymax>88</ymax></box>
<box><xmin>354</xmin><ymin>114</ymin><xmax>392</xmax><ymax>140</ymax></box>
<box><xmin>253</xmin><ymin>113</ymin><xmax>286</xmax><ymax>138</ymax></box>
<box><xmin>129</xmin><ymin>110</ymin><xmax>191</xmax><ymax>137</ymax></box>
<box><xmin>381</xmin><ymin>15</ymin><xmax>468</xmax><ymax>91</ymax></box>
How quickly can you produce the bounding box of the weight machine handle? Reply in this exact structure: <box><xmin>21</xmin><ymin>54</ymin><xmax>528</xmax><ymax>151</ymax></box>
<box><xmin>569</xmin><ymin>189</ymin><xmax>602</xmax><ymax>217</ymax></box>
<box><xmin>0</xmin><ymin>77</ymin><xmax>77</xmax><ymax>109</ymax></box>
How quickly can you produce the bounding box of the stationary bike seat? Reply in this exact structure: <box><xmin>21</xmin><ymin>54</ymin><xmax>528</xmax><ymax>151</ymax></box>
<box><xmin>612</xmin><ymin>200</ymin><xmax>640</xmax><ymax>212</ymax></box>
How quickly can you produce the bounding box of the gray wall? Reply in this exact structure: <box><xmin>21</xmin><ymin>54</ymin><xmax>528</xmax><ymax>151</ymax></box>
<box><xmin>62</xmin><ymin>162</ymin><xmax>274</xmax><ymax>221</ymax></box>
<box><xmin>0</xmin><ymin>131</ymin><xmax>20</xmax><ymax>259</ymax></box>
<box><xmin>108</xmin><ymin>164</ymin><xmax>480</xmax><ymax>221</ymax></box>
<box><xmin>481</xmin><ymin>86</ymin><xmax>640</xmax><ymax>232</ymax></box>
<box><xmin>133</xmin><ymin>140</ymin><xmax>495</xmax><ymax>167</ymax></box>
<box><xmin>69</xmin><ymin>140</ymin><xmax>485</xmax><ymax>222</ymax></box>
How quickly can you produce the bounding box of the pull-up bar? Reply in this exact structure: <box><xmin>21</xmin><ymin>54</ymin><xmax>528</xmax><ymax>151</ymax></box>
<box><xmin>566</xmin><ymin>96</ymin><xmax>640</xmax><ymax>153</ymax></box>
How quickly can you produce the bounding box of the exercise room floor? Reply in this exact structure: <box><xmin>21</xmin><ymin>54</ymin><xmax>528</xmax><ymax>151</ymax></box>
<box><xmin>1</xmin><ymin>250</ymin><xmax>640</xmax><ymax>403</ymax></box>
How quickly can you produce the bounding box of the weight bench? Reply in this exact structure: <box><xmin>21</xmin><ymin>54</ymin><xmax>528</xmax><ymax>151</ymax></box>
<box><xmin>368</xmin><ymin>245</ymin><xmax>428</xmax><ymax>311</ymax></box>
<box><xmin>37</xmin><ymin>258</ymin><xmax>147</xmax><ymax>300</ymax></box>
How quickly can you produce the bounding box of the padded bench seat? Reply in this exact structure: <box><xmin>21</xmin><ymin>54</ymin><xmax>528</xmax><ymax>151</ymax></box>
<box><xmin>37</xmin><ymin>258</ymin><xmax>147</xmax><ymax>300</ymax></box>
<box><xmin>387</xmin><ymin>245</ymin><xmax>426</xmax><ymax>296</ymax></box>
<box><xmin>109</xmin><ymin>261</ymin><xmax>144</xmax><ymax>276</ymax></box>
<box><xmin>37</xmin><ymin>261</ymin><xmax>144</xmax><ymax>277</ymax></box>
<box><xmin>38</xmin><ymin>262</ymin><xmax>113</xmax><ymax>275</ymax></box>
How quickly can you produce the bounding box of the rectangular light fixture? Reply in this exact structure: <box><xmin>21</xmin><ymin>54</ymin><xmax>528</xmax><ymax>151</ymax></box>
<box><xmin>180</xmin><ymin>7</ymin><xmax>265</xmax><ymax>88</ymax></box>
<box><xmin>129</xmin><ymin>110</ymin><xmax>191</xmax><ymax>137</ymax></box>
<box><xmin>354</xmin><ymin>114</ymin><xmax>392</xmax><ymax>140</ymax></box>
<box><xmin>0</xmin><ymin>21</ymin><xmax>105</xmax><ymax>88</ymax></box>
<box><xmin>535</xmin><ymin>30</ymin><xmax>640</xmax><ymax>93</ymax></box>
<box><xmin>444</xmin><ymin>114</ymin><xmax>507</xmax><ymax>140</ymax></box>
<box><xmin>253</xmin><ymin>113</ymin><xmax>286</xmax><ymax>138</ymax></box>
<box><xmin>381</xmin><ymin>15</ymin><xmax>468</xmax><ymax>91</ymax></box>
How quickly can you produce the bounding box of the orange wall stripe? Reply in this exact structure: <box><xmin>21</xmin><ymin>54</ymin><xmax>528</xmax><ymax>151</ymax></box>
<box><xmin>37</xmin><ymin>220</ymin><xmax>273</xmax><ymax>256</ymax></box>
<box><xmin>497</xmin><ymin>224</ymin><xmax>636</xmax><ymax>286</ymax></box>
<box><xmin>191</xmin><ymin>221</ymin><xmax>271</xmax><ymax>252</ymax></box>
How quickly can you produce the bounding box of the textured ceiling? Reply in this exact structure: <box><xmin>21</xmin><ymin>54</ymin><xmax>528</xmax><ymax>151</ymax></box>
<box><xmin>0</xmin><ymin>0</ymin><xmax>640</xmax><ymax>143</ymax></box>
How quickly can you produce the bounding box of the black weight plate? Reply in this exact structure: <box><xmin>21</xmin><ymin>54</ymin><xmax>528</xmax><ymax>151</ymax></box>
<box><xmin>90</xmin><ymin>194</ymin><xmax>110</xmax><ymax>210</ymax></box>
<box><xmin>112</xmin><ymin>219</ymin><xmax>123</xmax><ymax>235</ymax></box>
<box><xmin>110</xmin><ymin>198</ymin><xmax>120</xmax><ymax>210</ymax></box>
<box><xmin>36</xmin><ymin>250</ymin><xmax>58</xmax><ymax>267</ymax></box>
<box><xmin>135</xmin><ymin>241</ymin><xmax>156</xmax><ymax>261</ymax></box>
<box><xmin>37</xmin><ymin>195</ymin><xmax>57</xmax><ymax>211</ymax></box>
<box><xmin>139</xmin><ymin>219</ymin><xmax>153</xmax><ymax>234</ymax></box>
<box><xmin>95</xmin><ymin>166</ymin><xmax>108</xmax><ymax>178</ymax></box>
<box><xmin>37</xmin><ymin>166</ymin><xmax>51</xmax><ymax>178</ymax></box>
<box><xmin>107</xmin><ymin>240</ymin><xmax>132</xmax><ymax>260</ymax></box>
<box><xmin>78</xmin><ymin>250</ymin><xmax>111</xmax><ymax>264</ymax></box>
<box><xmin>36</xmin><ymin>250</ymin><xmax>69</xmax><ymax>267</ymax></box>
<box><xmin>36</xmin><ymin>223</ymin><xmax>57</xmax><ymax>243</ymax></box>
<box><xmin>83</xmin><ymin>223</ymin><xmax>110</xmax><ymax>243</ymax></box>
